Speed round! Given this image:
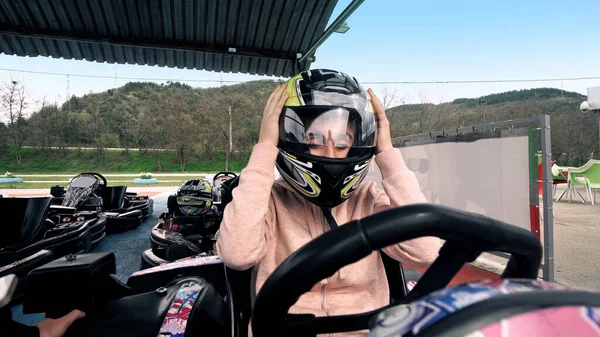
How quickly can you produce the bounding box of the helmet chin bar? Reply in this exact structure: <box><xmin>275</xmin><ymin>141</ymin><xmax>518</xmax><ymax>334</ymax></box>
<box><xmin>275</xmin><ymin>146</ymin><xmax>374</xmax><ymax>208</ymax></box>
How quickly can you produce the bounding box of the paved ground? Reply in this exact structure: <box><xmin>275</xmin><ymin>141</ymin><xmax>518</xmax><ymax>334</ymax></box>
<box><xmin>474</xmin><ymin>185</ymin><xmax>600</xmax><ymax>291</ymax></box>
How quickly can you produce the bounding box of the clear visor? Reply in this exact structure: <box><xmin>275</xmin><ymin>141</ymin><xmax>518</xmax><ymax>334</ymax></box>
<box><xmin>280</xmin><ymin>106</ymin><xmax>376</xmax><ymax>150</ymax></box>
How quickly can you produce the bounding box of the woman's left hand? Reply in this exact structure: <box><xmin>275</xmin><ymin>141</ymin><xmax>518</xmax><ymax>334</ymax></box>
<box><xmin>36</xmin><ymin>309</ymin><xmax>86</xmax><ymax>337</ymax></box>
<box><xmin>368</xmin><ymin>88</ymin><xmax>393</xmax><ymax>154</ymax></box>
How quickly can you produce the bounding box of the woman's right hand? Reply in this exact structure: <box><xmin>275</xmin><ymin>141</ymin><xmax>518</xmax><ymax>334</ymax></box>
<box><xmin>258</xmin><ymin>84</ymin><xmax>289</xmax><ymax>147</ymax></box>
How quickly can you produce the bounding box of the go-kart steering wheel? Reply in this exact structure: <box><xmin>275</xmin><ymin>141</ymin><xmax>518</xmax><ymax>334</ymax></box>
<box><xmin>78</xmin><ymin>172</ymin><xmax>108</xmax><ymax>189</ymax></box>
<box><xmin>251</xmin><ymin>204</ymin><xmax>543</xmax><ymax>336</ymax></box>
<box><xmin>213</xmin><ymin>171</ymin><xmax>237</xmax><ymax>184</ymax></box>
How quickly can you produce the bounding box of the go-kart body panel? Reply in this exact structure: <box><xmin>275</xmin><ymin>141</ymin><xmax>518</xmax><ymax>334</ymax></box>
<box><xmin>368</xmin><ymin>279</ymin><xmax>572</xmax><ymax>337</ymax></box>
<box><xmin>129</xmin><ymin>254</ymin><xmax>226</xmax><ymax>295</ymax></box>
<box><xmin>125</xmin><ymin>197</ymin><xmax>154</xmax><ymax>218</ymax></box>
<box><xmin>0</xmin><ymin>249</ymin><xmax>54</xmax><ymax>302</ymax></box>
<box><xmin>38</xmin><ymin>219</ymin><xmax>93</xmax><ymax>257</ymax></box>
<box><xmin>3</xmin><ymin>201</ymin><xmax>95</xmax><ymax>258</ymax></box>
<box><xmin>140</xmin><ymin>248</ymin><xmax>170</xmax><ymax>269</ymax></box>
<box><xmin>149</xmin><ymin>230</ymin><xmax>187</xmax><ymax>261</ymax></box>
<box><xmin>105</xmin><ymin>213</ymin><xmax>143</xmax><ymax>233</ymax></box>
<box><xmin>468</xmin><ymin>306</ymin><xmax>600</xmax><ymax>337</ymax></box>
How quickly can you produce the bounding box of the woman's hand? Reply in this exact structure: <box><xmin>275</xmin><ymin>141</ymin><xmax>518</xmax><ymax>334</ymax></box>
<box><xmin>36</xmin><ymin>309</ymin><xmax>85</xmax><ymax>337</ymax></box>
<box><xmin>367</xmin><ymin>88</ymin><xmax>394</xmax><ymax>154</ymax></box>
<box><xmin>258</xmin><ymin>84</ymin><xmax>290</xmax><ymax>147</ymax></box>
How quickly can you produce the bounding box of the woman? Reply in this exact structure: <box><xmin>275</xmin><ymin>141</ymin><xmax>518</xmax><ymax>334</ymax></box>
<box><xmin>216</xmin><ymin>69</ymin><xmax>440</xmax><ymax>336</ymax></box>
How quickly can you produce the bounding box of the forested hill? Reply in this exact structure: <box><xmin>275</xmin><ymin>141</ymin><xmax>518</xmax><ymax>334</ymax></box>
<box><xmin>386</xmin><ymin>87</ymin><xmax>594</xmax><ymax>166</ymax></box>
<box><xmin>1</xmin><ymin>81</ymin><xmax>595</xmax><ymax>170</ymax></box>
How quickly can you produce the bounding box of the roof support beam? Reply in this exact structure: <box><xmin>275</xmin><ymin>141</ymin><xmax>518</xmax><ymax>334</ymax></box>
<box><xmin>0</xmin><ymin>25</ymin><xmax>297</xmax><ymax>62</ymax></box>
<box><xmin>298</xmin><ymin>0</ymin><xmax>365</xmax><ymax>63</ymax></box>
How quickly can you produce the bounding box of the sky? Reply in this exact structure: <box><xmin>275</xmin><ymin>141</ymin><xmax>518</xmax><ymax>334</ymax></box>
<box><xmin>1</xmin><ymin>0</ymin><xmax>599</xmax><ymax>110</ymax></box>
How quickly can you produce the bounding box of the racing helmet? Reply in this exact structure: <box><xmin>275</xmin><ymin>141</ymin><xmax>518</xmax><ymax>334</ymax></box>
<box><xmin>176</xmin><ymin>179</ymin><xmax>213</xmax><ymax>215</ymax></box>
<box><xmin>276</xmin><ymin>69</ymin><xmax>377</xmax><ymax>208</ymax></box>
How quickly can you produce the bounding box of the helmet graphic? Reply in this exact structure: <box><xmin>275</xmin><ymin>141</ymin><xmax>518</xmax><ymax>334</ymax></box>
<box><xmin>276</xmin><ymin>69</ymin><xmax>377</xmax><ymax>208</ymax></box>
<box><xmin>175</xmin><ymin>179</ymin><xmax>213</xmax><ymax>215</ymax></box>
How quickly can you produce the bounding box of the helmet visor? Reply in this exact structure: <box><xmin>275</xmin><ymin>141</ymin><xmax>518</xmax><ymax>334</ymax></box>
<box><xmin>280</xmin><ymin>106</ymin><xmax>377</xmax><ymax>154</ymax></box>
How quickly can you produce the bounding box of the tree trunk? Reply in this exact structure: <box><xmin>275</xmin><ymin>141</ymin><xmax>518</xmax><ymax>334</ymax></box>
<box><xmin>155</xmin><ymin>149</ymin><xmax>162</xmax><ymax>172</ymax></box>
<box><xmin>15</xmin><ymin>145</ymin><xmax>22</xmax><ymax>164</ymax></box>
<box><xmin>103</xmin><ymin>150</ymin><xmax>109</xmax><ymax>169</ymax></box>
<box><xmin>179</xmin><ymin>147</ymin><xmax>186</xmax><ymax>172</ymax></box>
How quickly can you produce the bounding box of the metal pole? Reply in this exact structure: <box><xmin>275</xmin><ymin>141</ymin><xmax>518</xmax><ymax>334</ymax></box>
<box><xmin>298</xmin><ymin>0</ymin><xmax>366</xmax><ymax>63</ymax></box>
<box><xmin>540</xmin><ymin>115</ymin><xmax>555</xmax><ymax>282</ymax></box>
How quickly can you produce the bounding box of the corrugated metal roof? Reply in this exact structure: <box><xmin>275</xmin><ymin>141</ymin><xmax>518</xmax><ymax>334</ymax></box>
<box><xmin>0</xmin><ymin>0</ymin><xmax>340</xmax><ymax>77</ymax></box>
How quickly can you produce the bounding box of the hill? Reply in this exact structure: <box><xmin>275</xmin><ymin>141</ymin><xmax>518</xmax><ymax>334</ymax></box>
<box><xmin>0</xmin><ymin>81</ymin><xmax>595</xmax><ymax>171</ymax></box>
<box><xmin>386</xmin><ymin>88</ymin><xmax>595</xmax><ymax>166</ymax></box>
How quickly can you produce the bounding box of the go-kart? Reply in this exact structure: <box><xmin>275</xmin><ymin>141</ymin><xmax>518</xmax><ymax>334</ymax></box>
<box><xmin>51</xmin><ymin>173</ymin><xmax>154</xmax><ymax>234</ymax></box>
<box><xmin>48</xmin><ymin>172</ymin><xmax>108</xmax><ymax>246</ymax></box>
<box><xmin>0</xmin><ymin>196</ymin><xmax>100</xmax><ymax>302</ymax></box>
<box><xmin>212</xmin><ymin>171</ymin><xmax>238</xmax><ymax>212</ymax></box>
<box><xmin>145</xmin><ymin>175</ymin><xmax>236</xmax><ymax>267</ymax></box>
<box><xmin>17</xmin><ymin>203</ymin><xmax>600</xmax><ymax>337</ymax></box>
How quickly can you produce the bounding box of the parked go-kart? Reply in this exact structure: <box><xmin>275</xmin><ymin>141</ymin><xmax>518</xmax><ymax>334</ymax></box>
<box><xmin>14</xmin><ymin>203</ymin><xmax>600</xmax><ymax>337</ymax></box>
<box><xmin>48</xmin><ymin>172</ymin><xmax>108</xmax><ymax>245</ymax></box>
<box><xmin>51</xmin><ymin>173</ymin><xmax>154</xmax><ymax>234</ymax></box>
<box><xmin>0</xmin><ymin>196</ymin><xmax>101</xmax><ymax>302</ymax></box>
<box><xmin>143</xmin><ymin>173</ymin><xmax>238</xmax><ymax>267</ymax></box>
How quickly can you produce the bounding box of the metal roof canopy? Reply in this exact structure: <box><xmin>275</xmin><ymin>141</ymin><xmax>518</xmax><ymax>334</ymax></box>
<box><xmin>0</xmin><ymin>0</ymin><xmax>364</xmax><ymax>78</ymax></box>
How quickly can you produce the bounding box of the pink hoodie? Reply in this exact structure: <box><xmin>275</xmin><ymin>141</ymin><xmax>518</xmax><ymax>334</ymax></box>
<box><xmin>216</xmin><ymin>143</ymin><xmax>440</xmax><ymax>336</ymax></box>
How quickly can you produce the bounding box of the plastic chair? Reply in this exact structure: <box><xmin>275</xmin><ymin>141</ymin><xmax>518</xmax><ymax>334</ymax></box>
<box><xmin>568</xmin><ymin>160</ymin><xmax>600</xmax><ymax>205</ymax></box>
<box><xmin>555</xmin><ymin>162</ymin><xmax>586</xmax><ymax>203</ymax></box>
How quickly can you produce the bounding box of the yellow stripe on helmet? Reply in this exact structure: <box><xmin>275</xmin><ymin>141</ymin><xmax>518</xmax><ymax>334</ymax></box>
<box><xmin>284</xmin><ymin>73</ymin><xmax>303</xmax><ymax>107</ymax></box>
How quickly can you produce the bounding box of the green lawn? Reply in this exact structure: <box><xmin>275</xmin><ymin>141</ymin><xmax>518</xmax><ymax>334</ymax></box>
<box><xmin>0</xmin><ymin>147</ymin><xmax>250</xmax><ymax>174</ymax></box>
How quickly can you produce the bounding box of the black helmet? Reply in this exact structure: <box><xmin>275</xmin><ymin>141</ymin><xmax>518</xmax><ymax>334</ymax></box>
<box><xmin>276</xmin><ymin>69</ymin><xmax>377</xmax><ymax>208</ymax></box>
<box><xmin>176</xmin><ymin>179</ymin><xmax>213</xmax><ymax>215</ymax></box>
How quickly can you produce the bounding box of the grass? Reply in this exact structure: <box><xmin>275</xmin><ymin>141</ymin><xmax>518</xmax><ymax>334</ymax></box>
<box><xmin>0</xmin><ymin>147</ymin><xmax>250</xmax><ymax>174</ymax></box>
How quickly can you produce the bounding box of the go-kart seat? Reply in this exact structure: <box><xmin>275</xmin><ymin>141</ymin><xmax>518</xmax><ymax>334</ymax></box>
<box><xmin>99</xmin><ymin>186</ymin><xmax>127</xmax><ymax>210</ymax></box>
<box><xmin>1</xmin><ymin>197</ymin><xmax>52</xmax><ymax>254</ymax></box>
